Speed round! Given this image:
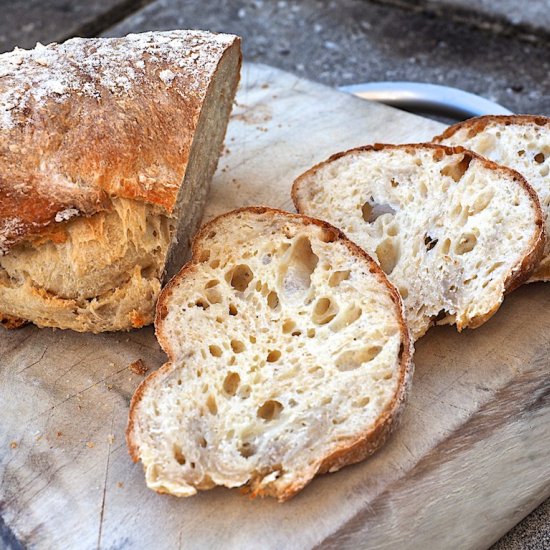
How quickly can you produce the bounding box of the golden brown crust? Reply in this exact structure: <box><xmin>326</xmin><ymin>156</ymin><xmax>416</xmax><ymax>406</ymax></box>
<box><xmin>0</xmin><ymin>31</ymin><xmax>240</xmax><ymax>255</ymax></box>
<box><xmin>432</xmin><ymin>115</ymin><xmax>550</xmax><ymax>143</ymax></box>
<box><xmin>0</xmin><ymin>313</ymin><xmax>29</xmax><ymax>329</ymax></box>
<box><xmin>128</xmin><ymin>206</ymin><xmax>413</xmax><ymax>501</ymax></box>
<box><xmin>292</xmin><ymin>142</ymin><xmax>545</xmax><ymax>333</ymax></box>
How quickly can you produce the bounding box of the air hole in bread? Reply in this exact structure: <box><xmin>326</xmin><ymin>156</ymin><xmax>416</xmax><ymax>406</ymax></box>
<box><xmin>282</xmin><ymin>319</ymin><xmax>296</xmax><ymax>333</ymax></box>
<box><xmin>353</xmin><ymin>396</ymin><xmax>371</xmax><ymax>408</ymax></box>
<box><xmin>206</xmin><ymin>394</ymin><xmax>218</xmax><ymax>415</ymax></box>
<box><xmin>308</xmin><ymin>366</ymin><xmax>324</xmax><ymax>378</ymax></box>
<box><xmin>280</xmin><ymin>236</ymin><xmax>319</xmax><ymax>299</ymax></box>
<box><xmin>535</xmin><ymin>152</ymin><xmax>545</xmax><ymax>164</ymax></box>
<box><xmin>440</xmin><ymin>154</ymin><xmax>472</xmax><ymax>182</ymax></box>
<box><xmin>195</xmin><ymin>298</ymin><xmax>209</xmax><ymax>310</ymax></box>
<box><xmin>540</xmin><ymin>165</ymin><xmax>549</xmax><ymax>177</ymax></box>
<box><xmin>330</xmin><ymin>304</ymin><xmax>362</xmax><ymax>332</ymax></box>
<box><xmin>267</xmin><ymin>290</ymin><xmax>279</xmax><ymax>309</ymax></box>
<box><xmin>312</xmin><ymin>297</ymin><xmax>339</xmax><ymax>325</ymax></box>
<box><xmin>518</xmin><ymin>149</ymin><xmax>526</xmax><ymax>157</ymax></box>
<box><xmin>455</xmin><ymin>233</ymin><xmax>477</xmax><ymax>255</ymax></box>
<box><xmin>239</xmin><ymin>441</ymin><xmax>255</xmax><ymax>458</ymax></box>
<box><xmin>398</xmin><ymin>286</ymin><xmax>409</xmax><ymax>299</ymax></box>
<box><xmin>486</xmin><ymin>262</ymin><xmax>504</xmax><ymax>275</ymax></box>
<box><xmin>469</xmin><ymin>190</ymin><xmax>494</xmax><ymax>215</ymax></box>
<box><xmin>375</xmin><ymin>239</ymin><xmax>399</xmax><ymax>275</ymax></box>
<box><xmin>173</xmin><ymin>445</ymin><xmax>186</xmax><ymax>465</ymax></box>
<box><xmin>424</xmin><ymin>234</ymin><xmax>438</xmax><ymax>252</ymax></box>
<box><xmin>199</xmin><ymin>437</ymin><xmax>207</xmax><ymax>448</ymax></box>
<box><xmin>223</xmin><ymin>372</ymin><xmax>240</xmax><ymax>396</ymax></box>
<box><xmin>205</xmin><ymin>288</ymin><xmax>222</xmax><ymax>304</ymax></box>
<box><xmin>249</xmin><ymin>335</ymin><xmax>257</xmax><ymax>344</ymax></box>
<box><xmin>231</xmin><ymin>339</ymin><xmax>245</xmax><ymax>353</ymax></box>
<box><xmin>238</xmin><ymin>384</ymin><xmax>252</xmax><ymax>399</ymax></box>
<box><xmin>361</xmin><ymin>199</ymin><xmax>396</xmax><ymax>223</ymax></box>
<box><xmin>257</xmin><ymin>400</ymin><xmax>283</xmax><ymax>421</ymax></box>
<box><xmin>266</xmin><ymin>350</ymin><xmax>281</xmax><ymax>362</ymax></box>
<box><xmin>199</xmin><ymin>250</ymin><xmax>211</xmax><ymax>262</ymax></box>
<box><xmin>307</xmin><ymin>328</ymin><xmax>316</xmax><ymax>338</ymax></box>
<box><xmin>418</xmin><ymin>180</ymin><xmax>428</xmax><ymax>198</ymax></box>
<box><xmin>390</xmin><ymin>178</ymin><xmax>399</xmax><ymax>187</ymax></box>
<box><xmin>336</xmin><ymin>346</ymin><xmax>382</xmax><ymax>371</ymax></box>
<box><xmin>229</xmin><ymin>303</ymin><xmax>238</xmax><ymax>316</ymax></box>
<box><xmin>319</xmin><ymin>228</ymin><xmax>338</xmax><ymax>243</ymax></box>
<box><xmin>227</xmin><ymin>264</ymin><xmax>253</xmax><ymax>292</ymax></box>
<box><xmin>328</xmin><ymin>270</ymin><xmax>350</xmax><ymax>287</ymax></box>
<box><xmin>210</xmin><ymin>259</ymin><xmax>220</xmax><ymax>269</ymax></box>
<box><xmin>205</xmin><ymin>279</ymin><xmax>219</xmax><ymax>289</ymax></box>
<box><xmin>209</xmin><ymin>344</ymin><xmax>222</xmax><ymax>357</ymax></box>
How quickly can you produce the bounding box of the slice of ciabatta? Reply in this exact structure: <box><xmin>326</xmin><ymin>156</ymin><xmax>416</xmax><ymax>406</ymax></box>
<box><xmin>292</xmin><ymin>144</ymin><xmax>544</xmax><ymax>340</ymax></box>
<box><xmin>434</xmin><ymin>115</ymin><xmax>550</xmax><ymax>282</ymax></box>
<box><xmin>127</xmin><ymin>207</ymin><xmax>413</xmax><ymax>502</ymax></box>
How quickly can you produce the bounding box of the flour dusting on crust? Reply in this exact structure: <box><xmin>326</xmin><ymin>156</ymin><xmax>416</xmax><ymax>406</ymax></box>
<box><xmin>0</xmin><ymin>31</ymin><xmax>235</xmax><ymax>129</ymax></box>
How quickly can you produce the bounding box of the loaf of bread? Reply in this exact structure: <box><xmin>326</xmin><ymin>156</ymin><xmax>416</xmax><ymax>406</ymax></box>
<box><xmin>0</xmin><ymin>31</ymin><xmax>241</xmax><ymax>332</ymax></box>
<box><xmin>293</xmin><ymin>144</ymin><xmax>544</xmax><ymax>340</ymax></box>
<box><xmin>434</xmin><ymin>115</ymin><xmax>550</xmax><ymax>282</ymax></box>
<box><xmin>127</xmin><ymin>207</ymin><xmax>413</xmax><ymax>501</ymax></box>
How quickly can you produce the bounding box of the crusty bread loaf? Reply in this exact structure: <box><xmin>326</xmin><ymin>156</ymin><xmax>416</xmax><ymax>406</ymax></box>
<box><xmin>293</xmin><ymin>144</ymin><xmax>544</xmax><ymax>340</ymax></box>
<box><xmin>434</xmin><ymin>115</ymin><xmax>550</xmax><ymax>282</ymax></box>
<box><xmin>127</xmin><ymin>207</ymin><xmax>413</xmax><ymax>502</ymax></box>
<box><xmin>0</xmin><ymin>31</ymin><xmax>241</xmax><ymax>332</ymax></box>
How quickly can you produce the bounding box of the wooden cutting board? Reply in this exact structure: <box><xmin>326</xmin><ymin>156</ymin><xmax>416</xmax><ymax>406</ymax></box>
<box><xmin>1</xmin><ymin>63</ymin><xmax>549</xmax><ymax>550</ymax></box>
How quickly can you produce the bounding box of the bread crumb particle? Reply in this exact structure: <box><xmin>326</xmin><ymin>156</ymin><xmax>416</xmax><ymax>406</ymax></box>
<box><xmin>10</xmin><ymin>441</ymin><xmax>17</xmax><ymax>449</ymax></box>
<box><xmin>86</xmin><ymin>441</ymin><xmax>95</xmax><ymax>448</ymax></box>
<box><xmin>129</xmin><ymin>359</ymin><xmax>148</xmax><ymax>376</ymax></box>
<box><xmin>106</xmin><ymin>384</ymin><xmax>114</xmax><ymax>391</ymax></box>
<box><xmin>117</xmin><ymin>482</ymin><xmax>124</xmax><ymax>489</ymax></box>
<box><xmin>56</xmin><ymin>431</ymin><xmax>63</xmax><ymax>438</ymax></box>
<box><xmin>107</xmin><ymin>434</ymin><xmax>115</xmax><ymax>444</ymax></box>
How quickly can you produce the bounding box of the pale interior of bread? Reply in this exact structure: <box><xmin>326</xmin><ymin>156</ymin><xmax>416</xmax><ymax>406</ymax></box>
<box><xmin>0</xmin><ymin>42</ymin><xmax>241</xmax><ymax>332</ymax></box>
<box><xmin>294</xmin><ymin>147</ymin><xmax>538</xmax><ymax>339</ymax></box>
<box><xmin>0</xmin><ymin>198</ymin><xmax>170</xmax><ymax>331</ymax></box>
<box><xmin>132</xmin><ymin>212</ymin><xmax>407</xmax><ymax>500</ymax></box>
<box><xmin>439</xmin><ymin>122</ymin><xmax>550</xmax><ymax>281</ymax></box>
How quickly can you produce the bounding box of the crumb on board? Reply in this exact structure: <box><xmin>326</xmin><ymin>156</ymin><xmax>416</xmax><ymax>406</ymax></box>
<box><xmin>106</xmin><ymin>383</ymin><xmax>114</xmax><ymax>390</ymax></box>
<box><xmin>56</xmin><ymin>431</ymin><xmax>63</xmax><ymax>438</ymax></box>
<box><xmin>117</xmin><ymin>482</ymin><xmax>124</xmax><ymax>489</ymax></box>
<box><xmin>10</xmin><ymin>441</ymin><xmax>17</xmax><ymax>449</ymax></box>
<box><xmin>86</xmin><ymin>441</ymin><xmax>95</xmax><ymax>448</ymax></box>
<box><xmin>108</xmin><ymin>434</ymin><xmax>115</xmax><ymax>444</ymax></box>
<box><xmin>129</xmin><ymin>358</ymin><xmax>148</xmax><ymax>376</ymax></box>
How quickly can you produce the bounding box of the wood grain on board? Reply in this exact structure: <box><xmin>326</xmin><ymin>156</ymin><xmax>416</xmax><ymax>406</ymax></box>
<box><xmin>0</xmin><ymin>63</ymin><xmax>549</xmax><ymax>549</ymax></box>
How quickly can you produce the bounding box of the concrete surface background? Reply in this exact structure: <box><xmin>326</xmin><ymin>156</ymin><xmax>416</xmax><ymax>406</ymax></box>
<box><xmin>0</xmin><ymin>1</ymin><xmax>549</xmax><ymax>548</ymax></box>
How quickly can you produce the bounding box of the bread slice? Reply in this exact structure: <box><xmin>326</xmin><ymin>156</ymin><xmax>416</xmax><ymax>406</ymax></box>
<box><xmin>434</xmin><ymin>115</ymin><xmax>550</xmax><ymax>282</ymax></box>
<box><xmin>0</xmin><ymin>31</ymin><xmax>241</xmax><ymax>332</ymax></box>
<box><xmin>292</xmin><ymin>144</ymin><xmax>544</xmax><ymax>340</ymax></box>
<box><xmin>127</xmin><ymin>207</ymin><xmax>413</xmax><ymax>502</ymax></box>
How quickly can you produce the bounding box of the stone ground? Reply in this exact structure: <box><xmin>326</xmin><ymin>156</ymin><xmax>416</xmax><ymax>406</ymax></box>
<box><xmin>1</xmin><ymin>0</ymin><xmax>549</xmax><ymax>548</ymax></box>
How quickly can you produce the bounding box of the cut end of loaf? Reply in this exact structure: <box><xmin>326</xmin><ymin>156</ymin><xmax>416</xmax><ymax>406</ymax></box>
<box><xmin>128</xmin><ymin>207</ymin><xmax>413</xmax><ymax>501</ymax></box>
<box><xmin>0</xmin><ymin>31</ymin><xmax>242</xmax><ymax>331</ymax></box>
<box><xmin>293</xmin><ymin>143</ymin><xmax>544</xmax><ymax>339</ymax></box>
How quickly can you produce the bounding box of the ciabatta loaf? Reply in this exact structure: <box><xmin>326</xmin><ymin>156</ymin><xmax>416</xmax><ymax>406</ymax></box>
<box><xmin>127</xmin><ymin>207</ymin><xmax>413</xmax><ymax>502</ymax></box>
<box><xmin>0</xmin><ymin>31</ymin><xmax>241</xmax><ymax>332</ymax></box>
<box><xmin>293</xmin><ymin>144</ymin><xmax>544</xmax><ymax>340</ymax></box>
<box><xmin>434</xmin><ymin>115</ymin><xmax>550</xmax><ymax>282</ymax></box>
